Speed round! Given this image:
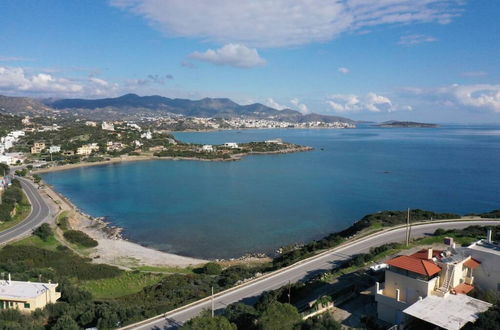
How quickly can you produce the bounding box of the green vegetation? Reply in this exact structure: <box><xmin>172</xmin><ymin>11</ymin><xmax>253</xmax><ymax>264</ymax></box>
<box><xmin>273</xmin><ymin>209</ymin><xmax>459</xmax><ymax>269</ymax></box>
<box><xmin>33</xmin><ymin>224</ymin><xmax>53</xmax><ymax>241</ymax></box>
<box><xmin>11</xmin><ymin>234</ymin><xmax>60</xmax><ymax>251</ymax></box>
<box><xmin>56</xmin><ymin>212</ymin><xmax>70</xmax><ymax>231</ymax></box>
<box><xmin>79</xmin><ymin>271</ymin><xmax>164</xmax><ymax>299</ymax></box>
<box><xmin>472</xmin><ymin>301</ymin><xmax>500</xmax><ymax>329</ymax></box>
<box><xmin>63</xmin><ymin>230</ymin><xmax>98</xmax><ymax>248</ymax></box>
<box><xmin>134</xmin><ymin>265</ymin><xmax>194</xmax><ymax>274</ymax></box>
<box><xmin>200</xmin><ymin>262</ymin><xmax>223</xmax><ymax>275</ymax></box>
<box><xmin>0</xmin><ymin>179</ymin><xmax>31</xmax><ymax>230</ymax></box>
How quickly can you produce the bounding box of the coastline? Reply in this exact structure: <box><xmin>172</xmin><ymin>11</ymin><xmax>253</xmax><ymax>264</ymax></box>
<box><xmin>39</xmin><ymin>181</ymin><xmax>208</xmax><ymax>268</ymax></box>
<box><xmin>33</xmin><ymin>146</ymin><xmax>314</xmax><ymax>174</ymax></box>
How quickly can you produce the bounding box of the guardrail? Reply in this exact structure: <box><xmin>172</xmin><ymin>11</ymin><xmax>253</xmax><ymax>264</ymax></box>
<box><xmin>119</xmin><ymin>218</ymin><xmax>500</xmax><ymax>330</ymax></box>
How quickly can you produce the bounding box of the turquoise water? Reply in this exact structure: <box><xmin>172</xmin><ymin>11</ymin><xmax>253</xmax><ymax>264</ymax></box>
<box><xmin>41</xmin><ymin>125</ymin><xmax>500</xmax><ymax>259</ymax></box>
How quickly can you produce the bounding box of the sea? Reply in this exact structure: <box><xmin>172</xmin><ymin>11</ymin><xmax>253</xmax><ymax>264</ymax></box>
<box><xmin>41</xmin><ymin>124</ymin><xmax>500</xmax><ymax>259</ymax></box>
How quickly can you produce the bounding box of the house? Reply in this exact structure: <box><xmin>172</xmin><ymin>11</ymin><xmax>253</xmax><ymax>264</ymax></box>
<box><xmin>375</xmin><ymin>244</ymin><xmax>490</xmax><ymax>328</ymax></box>
<box><xmin>223</xmin><ymin>142</ymin><xmax>239</xmax><ymax>149</ymax></box>
<box><xmin>201</xmin><ymin>145</ymin><xmax>214</xmax><ymax>152</ymax></box>
<box><xmin>106</xmin><ymin>141</ymin><xmax>125</xmax><ymax>152</ymax></box>
<box><xmin>265</xmin><ymin>138</ymin><xmax>283</xmax><ymax>145</ymax></box>
<box><xmin>149</xmin><ymin>145</ymin><xmax>165</xmax><ymax>152</ymax></box>
<box><xmin>49</xmin><ymin>146</ymin><xmax>61</xmax><ymax>154</ymax></box>
<box><xmin>76</xmin><ymin>143</ymin><xmax>99</xmax><ymax>156</ymax></box>
<box><xmin>0</xmin><ymin>275</ymin><xmax>60</xmax><ymax>313</ymax></box>
<box><xmin>464</xmin><ymin>229</ymin><xmax>500</xmax><ymax>295</ymax></box>
<box><xmin>101</xmin><ymin>121</ymin><xmax>115</xmax><ymax>131</ymax></box>
<box><xmin>85</xmin><ymin>121</ymin><xmax>97</xmax><ymax>127</ymax></box>
<box><xmin>140</xmin><ymin>130</ymin><xmax>152</xmax><ymax>140</ymax></box>
<box><xmin>31</xmin><ymin>142</ymin><xmax>46</xmax><ymax>154</ymax></box>
<box><xmin>0</xmin><ymin>153</ymin><xmax>25</xmax><ymax>165</ymax></box>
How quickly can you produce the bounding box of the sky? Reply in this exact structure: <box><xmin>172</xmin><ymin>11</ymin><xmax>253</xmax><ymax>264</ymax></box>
<box><xmin>0</xmin><ymin>0</ymin><xmax>499</xmax><ymax>123</ymax></box>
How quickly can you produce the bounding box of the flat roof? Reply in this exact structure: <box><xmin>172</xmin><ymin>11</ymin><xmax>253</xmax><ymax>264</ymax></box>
<box><xmin>0</xmin><ymin>281</ymin><xmax>58</xmax><ymax>300</ymax></box>
<box><xmin>467</xmin><ymin>240</ymin><xmax>500</xmax><ymax>257</ymax></box>
<box><xmin>403</xmin><ymin>294</ymin><xmax>491</xmax><ymax>330</ymax></box>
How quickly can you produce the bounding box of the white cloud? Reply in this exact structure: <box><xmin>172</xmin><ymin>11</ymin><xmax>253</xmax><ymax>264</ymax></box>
<box><xmin>441</xmin><ymin>84</ymin><xmax>500</xmax><ymax>112</ymax></box>
<box><xmin>266</xmin><ymin>98</ymin><xmax>288</xmax><ymax>110</ymax></box>
<box><xmin>190</xmin><ymin>44</ymin><xmax>266</xmax><ymax>68</ymax></box>
<box><xmin>0</xmin><ymin>66</ymin><xmax>118</xmax><ymax>97</ymax></box>
<box><xmin>327</xmin><ymin>92</ymin><xmax>411</xmax><ymax>113</ymax></box>
<box><xmin>111</xmin><ymin>0</ymin><xmax>463</xmax><ymax>48</ymax></box>
<box><xmin>290</xmin><ymin>98</ymin><xmax>309</xmax><ymax>114</ymax></box>
<box><xmin>338</xmin><ymin>67</ymin><xmax>350</xmax><ymax>74</ymax></box>
<box><xmin>398</xmin><ymin>34</ymin><xmax>437</xmax><ymax>46</ymax></box>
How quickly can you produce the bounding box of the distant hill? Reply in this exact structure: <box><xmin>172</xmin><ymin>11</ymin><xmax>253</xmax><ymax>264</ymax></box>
<box><xmin>45</xmin><ymin>93</ymin><xmax>354</xmax><ymax>123</ymax></box>
<box><xmin>0</xmin><ymin>95</ymin><xmax>54</xmax><ymax>116</ymax></box>
<box><xmin>376</xmin><ymin>120</ymin><xmax>438</xmax><ymax>128</ymax></box>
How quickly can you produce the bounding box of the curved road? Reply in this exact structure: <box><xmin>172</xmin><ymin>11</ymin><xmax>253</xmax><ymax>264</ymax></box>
<box><xmin>128</xmin><ymin>219</ymin><xmax>499</xmax><ymax>330</ymax></box>
<box><xmin>0</xmin><ymin>177</ymin><xmax>50</xmax><ymax>245</ymax></box>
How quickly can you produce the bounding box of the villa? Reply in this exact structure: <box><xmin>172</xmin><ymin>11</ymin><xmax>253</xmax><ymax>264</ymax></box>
<box><xmin>223</xmin><ymin>142</ymin><xmax>239</xmax><ymax>149</ymax></box>
<box><xmin>0</xmin><ymin>275</ymin><xmax>60</xmax><ymax>312</ymax></box>
<box><xmin>30</xmin><ymin>142</ymin><xmax>46</xmax><ymax>154</ymax></box>
<box><xmin>375</xmin><ymin>232</ymin><xmax>495</xmax><ymax>329</ymax></box>
<box><xmin>201</xmin><ymin>145</ymin><xmax>214</xmax><ymax>152</ymax></box>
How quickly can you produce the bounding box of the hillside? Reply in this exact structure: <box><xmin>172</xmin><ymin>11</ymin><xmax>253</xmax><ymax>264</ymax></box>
<box><xmin>45</xmin><ymin>93</ymin><xmax>354</xmax><ymax>123</ymax></box>
<box><xmin>0</xmin><ymin>95</ymin><xmax>54</xmax><ymax>117</ymax></box>
<box><xmin>376</xmin><ymin>120</ymin><xmax>439</xmax><ymax>128</ymax></box>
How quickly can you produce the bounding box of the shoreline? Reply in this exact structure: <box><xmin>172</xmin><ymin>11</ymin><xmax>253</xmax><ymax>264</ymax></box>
<box><xmin>33</xmin><ymin>146</ymin><xmax>314</xmax><ymax>174</ymax></box>
<box><xmin>39</xmin><ymin>181</ymin><xmax>208</xmax><ymax>268</ymax></box>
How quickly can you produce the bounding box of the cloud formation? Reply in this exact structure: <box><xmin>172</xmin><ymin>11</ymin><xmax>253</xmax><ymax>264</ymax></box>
<box><xmin>190</xmin><ymin>44</ymin><xmax>266</xmax><ymax>68</ymax></box>
<box><xmin>327</xmin><ymin>92</ymin><xmax>411</xmax><ymax>113</ymax></box>
<box><xmin>290</xmin><ymin>98</ymin><xmax>309</xmax><ymax>114</ymax></box>
<box><xmin>266</xmin><ymin>98</ymin><xmax>288</xmax><ymax>110</ymax></box>
<box><xmin>436</xmin><ymin>84</ymin><xmax>500</xmax><ymax>112</ymax></box>
<box><xmin>398</xmin><ymin>34</ymin><xmax>437</xmax><ymax>46</ymax></box>
<box><xmin>0</xmin><ymin>66</ymin><xmax>117</xmax><ymax>97</ymax></box>
<box><xmin>338</xmin><ymin>67</ymin><xmax>350</xmax><ymax>74</ymax></box>
<box><xmin>112</xmin><ymin>0</ymin><xmax>463</xmax><ymax>48</ymax></box>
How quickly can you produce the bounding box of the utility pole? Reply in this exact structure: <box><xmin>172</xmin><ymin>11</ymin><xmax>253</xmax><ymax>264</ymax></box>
<box><xmin>406</xmin><ymin>208</ymin><xmax>411</xmax><ymax>246</ymax></box>
<box><xmin>288</xmin><ymin>281</ymin><xmax>291</xmax><ymax>304</ymax></box>
<box><xmin>211</xmin><ymin>286</ymin><xmax>214</xmax><ymax>318</ymax></box>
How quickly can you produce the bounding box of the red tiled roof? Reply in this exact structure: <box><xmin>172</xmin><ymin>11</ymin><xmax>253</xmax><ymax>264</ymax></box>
<box><xmin>410</xmin><ymin>249</ymin><xmax>443</xmax><ymax>260</ymax></box>
<box><xmin>453</xmin><ymin>283</ymin><xmax>474</xmax><ymax>294</ymax></box>
<box><xmin>387</xmin><ymin>255</ymin><xmax>442</xmax><ymax>276</ymax></box>
<box><xmin>464</xmin><ymin>258</ymin><xmax>481</xmax><ymax>269</ymax></box>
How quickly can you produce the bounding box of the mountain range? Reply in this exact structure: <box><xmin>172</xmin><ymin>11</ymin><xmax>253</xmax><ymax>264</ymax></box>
<box><xmin>0</xmin><ymin>93</ymin><xmax>353</xmax><ymax>123</ymax></box>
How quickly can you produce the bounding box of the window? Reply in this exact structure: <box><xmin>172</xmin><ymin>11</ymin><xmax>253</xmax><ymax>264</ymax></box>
<box><xmin>23</xmin><ymin>303</ymin><xmax>30</xmax><ymax>309</ymax></box>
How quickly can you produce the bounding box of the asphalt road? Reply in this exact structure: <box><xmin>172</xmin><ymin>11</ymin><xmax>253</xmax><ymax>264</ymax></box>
<box><xmin>129</xmin><ymin>219</ymin><xmax>498</xmax><ymax>330</ymax></box>
<box><xmin>0</xmin><ymin>177</ymin><xmax>50</xmax><ymax>245</ymax></box>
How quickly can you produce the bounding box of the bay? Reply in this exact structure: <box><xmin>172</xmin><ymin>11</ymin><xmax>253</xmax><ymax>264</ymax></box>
<box><xmin>41</xmin><ymin>125</ymin><xmax>500</xmax><ymax>259</ymax></box>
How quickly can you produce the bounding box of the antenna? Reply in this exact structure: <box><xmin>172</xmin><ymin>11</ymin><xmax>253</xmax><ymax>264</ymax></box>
<box><xmin>211</xmin><ymin>286</ymin><xmax>214</xmax><ymax>318</ymax></box>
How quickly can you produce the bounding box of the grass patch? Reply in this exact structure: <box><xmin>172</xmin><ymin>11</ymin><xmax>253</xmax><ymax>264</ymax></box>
<box><xmin>79</xmin><ymin>271</ymin><xmax>165</xmax><ymax>299</ymax></box>
<box><xmin>11</xmin><ymin>234</ymin><xmax>61</xmax><ymax>251</ymax></box>
<box><xmin>0</xmin><ymin>193</ymin><xmax>31</xmax><ymax>232</ymax></box>
<box><xmin>135</xmin><ymin>265</ymin><xmax>195</xmax><ymax>274</ymax></box>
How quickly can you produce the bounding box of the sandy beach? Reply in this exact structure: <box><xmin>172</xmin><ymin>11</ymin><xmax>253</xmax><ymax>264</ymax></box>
<box><xmin>39</xmin><ymin>181</ymin><xmax>207</xmax><ymax>268</ymax></box>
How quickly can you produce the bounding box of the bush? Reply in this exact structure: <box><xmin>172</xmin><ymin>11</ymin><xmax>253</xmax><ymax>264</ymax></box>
<box><xmin>201</xmin><ymin>262</ymin><xmax>222</xmax><ymax>275</ymax></box>
<box><xmin>33</xmin><ymin>224</ymin><xmax>53</xmax><ymax>241</ymax></box>
<box><xmin>63</xmin><ymin>230</ymin><xmax>98</xmax><ymax>248</ymax></box>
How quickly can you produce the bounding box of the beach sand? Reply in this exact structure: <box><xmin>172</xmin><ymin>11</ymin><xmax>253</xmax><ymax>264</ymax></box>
<box><xmin>40</xmin><ymin>182</ymin><xmax>207</xmax><ymax>268</ymax></box>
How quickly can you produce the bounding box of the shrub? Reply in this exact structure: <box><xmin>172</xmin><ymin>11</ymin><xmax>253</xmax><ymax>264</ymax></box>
<box><xmin>201</xmin><ymin>262</ymin><xmax>222</xmax><ymax>275</ymax></box>
<box><xmin>33</xmin><ymin>224</ymin><xmax>53</xmax><ymax>241</ymax></box>
<box><xmin>63</xmin><ymin>230</ymin><xmax>98</xmax><ymax>248</ymax></box>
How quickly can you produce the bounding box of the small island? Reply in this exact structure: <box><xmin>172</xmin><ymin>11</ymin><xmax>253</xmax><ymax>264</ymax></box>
<box><xmin>375</xmin><ymin>120</ymin><xmax>439</xmax><ymax>128</ymax></box>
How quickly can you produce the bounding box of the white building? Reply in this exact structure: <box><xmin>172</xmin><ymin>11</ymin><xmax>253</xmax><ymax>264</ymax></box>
<box><xmin>141</xmin><ymin>130</ymin><xmax>152</xmax><ymax>140</ymax></box>
<box><xmin>265</xmin><ymin>138</ymin><xmax>283</xmax><ymax>145</ymax></box>
<box><xmin>0</xmin><ymin>275</ymin><xmax>60</xmax><ymax>313</ymax></box>
<box><xmin>201</xmin><ymin>145</ymin><xmax>214</xmax><ymax>152</ymax></box>
<box><xmin>464</xmin><ymin>229</ymin><xmax>500</xmax><ymax>295</ymax></box>
<box><xmin>101</xmin><ymin>121</ymin><xmax>115</xmax><ymax>131</ymax></box>
<box><xmin>223</xmin><ymin>142</ymin><xmax>239</xmax><ymax>149</ymax></box>
<box><xmin>49</xmin><ymin>146</ymin><xmax>61</xmax><ymax>153</ymax></box>
<box><xmin>85</xmin><ymin>121</ymin><xmax>97</xmax><ymax>127</ymax></box>
<box><xmin>77</xmin><ymin>143</ymin><xmax>99</xmax><ymax>156</ymax></box>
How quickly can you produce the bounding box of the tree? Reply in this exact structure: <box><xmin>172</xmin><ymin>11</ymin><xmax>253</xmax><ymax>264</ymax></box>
<box><xmin>299</xmin><ymin>314</ymin><xmax>341</xmax><ymax>330</ymax></box>
<box><xmin>257</xmin><ymin>302</ymin><xmax>301</xmax><ymax>330</ymax></box>
<box><xmin>472</xmin><ymin>301</ymin><xmax>500</xmax><ymax>330</ymax></box>
<box><xmin>182</xmin><ymin>314</ymin><xmax>236</xmax><ymax>330</ymax></box>
<box><xmin>202</xmin><ymin>262</ymin><xmax>223</xmax><ymax>275</ymax></box>
<box><xmin>32</xmin><ymin>174</ymin><xmax>42</xmax><ymax>184</ymax></box>
<box><xmin>224</xmin><ymin>302</ymin><xmax>259</xmax><ymax>329</ymax></box>
<box><xmin>33</xmin><ymin>224</ymin><xmax>53</xmax><ymax>241</ymax></box>
<box><xmin>51</xmin><ymin>314</ymin><xmax>79</xmax><ymax>330</ymax></box>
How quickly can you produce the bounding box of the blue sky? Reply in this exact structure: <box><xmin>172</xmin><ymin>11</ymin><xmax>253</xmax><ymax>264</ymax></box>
<box><xmin>1</xmin><ymin>0</ymin><xmax>499</xmax><ymax>122</ymax></box>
